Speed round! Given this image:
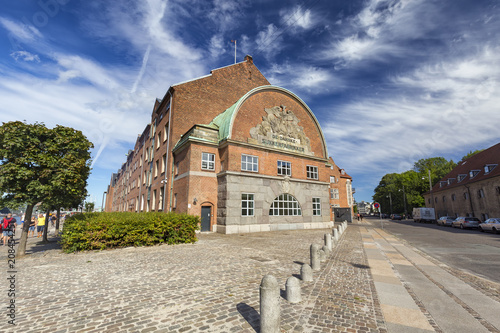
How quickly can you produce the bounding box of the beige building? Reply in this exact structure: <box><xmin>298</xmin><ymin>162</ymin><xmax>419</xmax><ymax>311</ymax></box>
<box><xmin>423</xmin><ymin>142</ymin><xmax>500</xmax><ymax>221</ymax></box>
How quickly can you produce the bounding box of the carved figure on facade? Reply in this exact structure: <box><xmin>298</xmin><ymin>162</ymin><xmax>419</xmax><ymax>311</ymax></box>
<box><xmin>249</xmin><ymin>105</ymin><xmax>313</xmax><ymax>155</ymax></box>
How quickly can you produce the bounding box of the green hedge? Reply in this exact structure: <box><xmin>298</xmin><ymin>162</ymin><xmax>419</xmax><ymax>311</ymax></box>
<box><xmin>60</xmin><ymin>212</ymin><xmax>200</xmax><ymax>253</ymax></box>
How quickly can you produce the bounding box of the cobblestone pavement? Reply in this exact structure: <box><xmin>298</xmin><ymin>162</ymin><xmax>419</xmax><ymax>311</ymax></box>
<box><xmin>1</xmin><ymin>224</ymin><xmax>385</xmax><ymax>333</ymax></box>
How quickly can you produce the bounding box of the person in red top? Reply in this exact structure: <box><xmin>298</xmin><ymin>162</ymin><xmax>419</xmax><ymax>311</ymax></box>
<box><xmin>2</xmin><ymin>213</ymin><xmax>16</xmax><ymax>246</ymax></box>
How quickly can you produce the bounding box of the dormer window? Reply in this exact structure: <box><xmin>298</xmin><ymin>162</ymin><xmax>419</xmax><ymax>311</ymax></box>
<box><xmin>447</xmin><ymin>178</ymin><xmax>455</xmax><ymax>185</ymax></box>
<box><xmin>484</xmin><ymin>164</ymin><xmax>497</xmax><ymax>174</ymax></box>
<box><xmin>469</xmin><ymin>170</ymin><xmax>480</xmax><ymax>178</ymax></box>
<box><xmin>439</xmin><ymin>181</ymin><xmax>447</xmax><ymax>188</ymax></box>
<box><xmin>457</xmin><ymin>174</ymin><xmax>467</xmax><ymax>182</ymax></box>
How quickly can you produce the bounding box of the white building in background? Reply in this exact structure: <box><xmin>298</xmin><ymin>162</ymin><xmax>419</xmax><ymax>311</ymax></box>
<box><xmin>357</xmin><ymin>201</ymin><xmax>372</xmax><ymax>215</ymax></box>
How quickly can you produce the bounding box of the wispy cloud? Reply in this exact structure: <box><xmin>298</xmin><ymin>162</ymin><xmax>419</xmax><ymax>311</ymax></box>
<box><xmin>0</xmin><ymin>16</ymin><xmax>42</xmax><ymax>42</ymax></box>
<box><xmin>10</xmin><ymin>51</ymin><xmax>40</xmax><ymax>62</ymax></box>
<box><xmin>255</xmin><ymin>24</ymin><xmax>284</xmax><ymax>60</ymax></box>
<box><xmin>280</xmin><ymin>5</ymin><xmax>316</xmax><ymax>31</ymax></box>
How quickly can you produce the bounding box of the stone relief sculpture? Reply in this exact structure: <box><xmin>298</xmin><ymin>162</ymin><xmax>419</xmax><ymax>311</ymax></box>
<box><xmin>249</xmin><ymin>105</ymin><xmax>312</xmax><ymax>155</ymax></box>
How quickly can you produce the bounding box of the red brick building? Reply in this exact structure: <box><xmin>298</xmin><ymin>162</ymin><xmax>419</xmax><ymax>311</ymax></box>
<box><xmin>105</xmin><ymin>56</ymin><xmax>354</xmax><ymax>232</ymax></box>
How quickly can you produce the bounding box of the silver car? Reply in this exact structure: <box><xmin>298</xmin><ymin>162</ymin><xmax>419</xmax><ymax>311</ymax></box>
<box><xmin>479</xmin><ymin>218</ymin><xmax>500</xmax><ymax>234</ymax></box>
<box><xmin>452</xmin><ymin>217</ymin><xmax>481</xmax><ymax>229</ymax></box>
<box><xmin>437</xmin><ymin>216</ymin><xmax>455</xmax><ymax>226</ymax></box>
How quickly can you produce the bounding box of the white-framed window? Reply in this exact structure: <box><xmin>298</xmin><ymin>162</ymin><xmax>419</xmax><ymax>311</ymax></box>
<box><xmin>269</xmin><ymin>194</ymin><xmax>302</xmax><ymax>216</ymax></box>
<box><xmin>306</xmin><ymin>165</ymin><xmax>318</xmax><ymax>179</ymax></box>
<box><xmin>241</xmin><ymin>154</ymin><xmax>258</xmax><ymax>172</ymax></box>
<box><xmin>156</xmin><ymin>132</ymin><xmax>161</xmax><ymax>149</ymax></box>
<box><xmin>277</xmin><ymin>160</ymin><xmax>291</xmax><ymax>176</ymax></box>
<box><xmin>330</xmin><ymin>188</ymin><xmax>339</xmax><ymax>199</ymax></box>
<box><xmin>312</xmin><ymin>197</ymin><xmax>321</xmax><ymax>216</ymax></box>
<box><xmin>469</xmin><ymin>170</ymin><xmax>480</xmax><ymax>178</ymax></box>
<box><xmin>447</xmin><ymin>178</ymin><xmax>455</xmax><ymax>185</ymax></box>
<box><xmin>152</xmin><ymin>190</ymin><xmax>157</xmax><ymax>210</ymax></box>
<box><xmin>241</xmin><ymin>193</ymin><xmax>254</xmax><ymax>216</ymax></box>
<box><xmin>457</xmin><ymin>174</ymin><xmax>466</xmax><ymax>182</ymax></box>
<box><xmin>154</xmin><ymin>160</ymin><xmax>159</xmax><ymax>178</ymax></box>
<box><xmin>330</xmin><ymin>176</ymin><xmax>336</xmax><ymax>183</ymax></box>
<box><xmin>159</xmin><ymin>188</ymin><xmax>164</xmax><ymax>211</ymax></box>
<box><xmin>485</xmin><ymin>164</ymin><xmax>497</xmax><ymax>174</ymax></box>
<box><xmin>161</xmin><ymin>154</ymin><xmax>166</xmax><ymax>174</ymax></box>
<box><xmin>201</xmin><ymin>152</ymin><xmax>215</xmax><ymax>170</ymax></box>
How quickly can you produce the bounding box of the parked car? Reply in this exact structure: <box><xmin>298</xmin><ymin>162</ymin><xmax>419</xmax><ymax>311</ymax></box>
<box><xmin>479</xmin><ymin>218</ymin><xmax>500</xmax><ymax>234</ymax></box>
<box><xmin>437</xmin><ymin>216</ymin><xmax>455</xmax><ymax>226</ymax></box>
<box><xmin>391</xmin><ymin>214</ymin><xmax>402</xmax><ymax>220</ymax></box>
<box><xmin>452</xmin><ymin>217</ymin><xmax>481</xmax><ymax>229</ymax></box>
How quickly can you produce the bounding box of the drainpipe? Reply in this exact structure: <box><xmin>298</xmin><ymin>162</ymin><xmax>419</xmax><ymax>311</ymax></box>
<box><xmin>163</xmin><ymin>90</ymin><xmax>173</xmax><ymax>211</ymax></box>
<box><xmin>464</xmin><ymin>184</ymin><xmax>475</xmax><ymax>217</ymax></box>
<box><xmin>138</xmin><ymin>136</ymin><xmax>146</xmax><ymax>212</ymax></box>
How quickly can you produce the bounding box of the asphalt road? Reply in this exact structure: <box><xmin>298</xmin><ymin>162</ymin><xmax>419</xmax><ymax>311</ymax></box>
<box><xmin>368</xmin><ymin>217</ymin><xmax>500</xmax><ymax>284</ymax></box>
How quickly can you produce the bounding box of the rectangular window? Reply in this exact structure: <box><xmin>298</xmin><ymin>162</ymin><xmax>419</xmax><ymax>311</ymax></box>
<box><xmin>161</xmin><ymin>154</ymin><xmax>166</xmax><ymax>173</ymax></box>
<box><xmin>306</xmin><ymin>165</ymin><xmax>318</xmax><ymax>180</ymax></box>
<box><xmin>175</xmin><ymin>162</ymin><xmax>179</xmax><ymax>176</ymax></box>
<box><xmin>241</xmin><ymin>193</ymin><xmax>254</xmax><ymax>216</ymax></box>
<box><xmin>330</xmin><ymin>176</ymin><xmax>336</xmax><ymax>183</ymax></box>
<box><xmin>201</xmin><ymin>152</ymin><xmax>215</xmax><ymax>170</ymax></box>
<box><xmin>156</xmin><ymin>132</ymin><xmax>161</xmax><ymax>149</ymax></box>
<box><xmin>452</xmin><ymin>194</ymin><xmax>456</xmax><ymax>201</ymax></box>
<box><xmin>277</xmin><ymin>160</ymin><xmax>291</xmax><ymax>176</ymax></box>
<box><xmin>241</xmin><ymin>154</ymin><xmax>258</xmax><ymax>172</ymax></box>
<box><xmin>478</xmin><ymin>189</ymin><xmax>485</xmax><ymax>198</ymax></box>
<box><xmin>143</xmin><ymin>171</ymin><xmax>147</xmax><ymax>184</ymax></box>
<box><xmin>173</xmin><ymin>193</ymin><xmax>177</xmax><ymax>209</ymax></box>
<box><xmin>332</xmin><ymin>188</ymin><xmax>339</xmax><ymax>199</ymax></box>
<box><xmin>164</xmin><ymin>122</ymin><xmax>169</xmax><ymax>142</ymax></box>
<box><xmin>312</xmin><ymin>197</ymin><xmax>321</xmax><ymax>216</ymax></box>
<box><xmin>154</xmin><ymin>160</ymin><xmax>159</xmax><ymax>178</ymax></box>
<box><xmin>152</xmin><ymin>190</ymin><xmax>157</xmax><ymax>210</ymax></box>
<box><xmin>330</xmin><ymin>189</ymin><xmax>334</xmax><ymax>199</ymax></box>
<box><xmin>159</xmin><ymin>188</ymin><xmax>164</xmax><ymax>210</ymax></box>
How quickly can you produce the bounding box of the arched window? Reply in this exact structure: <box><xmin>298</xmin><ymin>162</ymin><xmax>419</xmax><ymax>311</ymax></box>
<box><xmin>269</xmin><ymin>194</ymin><xmax>302</xmax><ymax>216</ymax></box>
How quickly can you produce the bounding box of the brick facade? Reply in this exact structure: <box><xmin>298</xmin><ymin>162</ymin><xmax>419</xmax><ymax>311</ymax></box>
<box><xmin>423</xmin><ymin>142</ymin><xmax>500</xmax><ymax>221</ymax></box>
<box><xmin>105</xmin><ymin>56</ymin><xmax>354</xmax><ymax>232</ymax></box>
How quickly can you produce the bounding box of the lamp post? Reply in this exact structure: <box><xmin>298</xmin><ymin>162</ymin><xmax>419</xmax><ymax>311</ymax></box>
<box><xmin>386</xmin><ymin>193</ymin><xmax>393</xmax><ymax>216</ymax></box>
<box><xmin>101</xmin><ymin>191</ymin><xmax>107</xmax><ymax>212</ymax></box>
<box><xmin>423</xmin><ymin>169</ymin><xmax>435</xmax><ymax>219</ymax></box>
<box><xmin>399</xmin><ymin>185</ymin><xmax>407</xmax><ymax>218</ymax></box>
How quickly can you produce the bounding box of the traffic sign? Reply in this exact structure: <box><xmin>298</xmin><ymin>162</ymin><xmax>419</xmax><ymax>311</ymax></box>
<box><xmin>374</xmin><ymin>202</ymin><xmax>380</xmax><ymax>208</ymax></box>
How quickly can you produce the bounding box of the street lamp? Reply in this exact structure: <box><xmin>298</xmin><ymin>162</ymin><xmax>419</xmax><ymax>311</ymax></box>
<box><xmin>386</xmin><ymin>193</ymin><xmax>393</xmax><ymax>216</ymax></box>
<box><xmin>422</xmin><ymin>169</ymin><xmax>435</xmax><ymax>211</ymax></box>
<box><xmin>399</xmin><ymin>185</ymin><xmax>407</xmax><ymax>218</ymax></box>
<box><xmin>101</xmin><ymin>191</ymin><xmax>107</xmax><ymax>212</ymax></box>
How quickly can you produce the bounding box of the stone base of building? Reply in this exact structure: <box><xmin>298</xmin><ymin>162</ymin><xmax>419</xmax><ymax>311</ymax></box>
<box><xmin>216</xmin><ymin>221</ymin><xmax>334</xmax><ymax>234</ymax></box>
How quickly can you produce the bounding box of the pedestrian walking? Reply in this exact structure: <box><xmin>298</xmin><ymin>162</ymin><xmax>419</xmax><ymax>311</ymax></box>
<box><xmin>2</xmin><ymin>213</ymin><xmax>16</xmax><ymax>246</ymax></box>
<box><xmin>29</xmin><ymin>216</ymin><xmax>36</xmax><ymax>237</ymax></box>
<box><xmin>37</xmin><ymin>214</ymin><xmax>45</xmax><ymax>238</ymax></box>
<box><xmin>50</xmin><ymin>214</ymin><xmax>56</xmax><ymax>227</ymax></box>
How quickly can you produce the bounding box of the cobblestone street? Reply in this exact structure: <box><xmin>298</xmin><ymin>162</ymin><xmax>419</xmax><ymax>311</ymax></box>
<box><xmin>2</xmin><ymin>224</ymin><xmax>384</xmax><ymax>333</ymax></box>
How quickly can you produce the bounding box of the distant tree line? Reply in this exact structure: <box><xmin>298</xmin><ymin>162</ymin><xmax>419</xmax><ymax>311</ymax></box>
<box><xmin>373</xmin><ymin>150</ymin><xmax>483</xmax><ymax>215</ymax></box>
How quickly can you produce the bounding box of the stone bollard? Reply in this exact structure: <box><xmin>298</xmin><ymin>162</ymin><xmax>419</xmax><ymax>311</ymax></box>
<box><xmin>319</xmin><ymin>249</ymin><xmax>326</xmax><ymax>262</ymax></box>
<box><xmin>322</xmin><ymin>245</ymin><xmax>331</xmax><ymax>257</ymax></box>
<box><xmin>337</xmin><ymin>225</ymin><xmax>342</xmax><ymax>235</ymax></box>
<box><xmin>301</xmin><ymin>264</ymin><xmax>313</xmax><ymax>282</ymax></box>
<box><xmin>260</xmin><ymin>275</ymin><xmax>280</xmax><ymax>333</ymax></box>
<box><xmin>310</xmin><ymin>244</ymin><xmax>320</xmax><ymax>271</ymax></box>
<box><xmin>325</xmin><ymin>233</ymin><xmax>332</xmax><ymax>251</ymax></box>
<box><xmin>333</xmin><ymin>228</ymin><xmax>339</xmax><ymax>242</ymax></box>
<box><xmin>285</xmin><ymin>276</ymin><xmax>302</xmax><ymax>303</ymax></box>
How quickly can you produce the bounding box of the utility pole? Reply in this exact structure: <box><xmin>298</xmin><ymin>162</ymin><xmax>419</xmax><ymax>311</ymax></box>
<box><xmin>386</xmin><ymin>193</ymin><xmax>393</xmax><ymax>216</ymax></box>
<box><xmin>402</xmin><ymin>184</ymin><xmax>407</xmax><ymax>218</ymax></box>
<box><xmin>231</xmin><ymin>40</ymin><xmax>237</xmax><ymax>64</ymax></box>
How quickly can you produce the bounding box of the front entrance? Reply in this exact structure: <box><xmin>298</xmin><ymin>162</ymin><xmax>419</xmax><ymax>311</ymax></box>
<box><xmin>201</xmin><ymin>206</ymin><xmax>211</xmax><ymax>232</ymax></box>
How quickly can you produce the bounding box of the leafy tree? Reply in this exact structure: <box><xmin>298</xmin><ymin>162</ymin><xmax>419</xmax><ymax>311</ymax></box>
<box><xmin>460</xmin><ymin>149</ymin><xmax>484</xmax><ymax>162</ymax></box>
<box><xmin>0</xmin><ymin>121</ymin><xmax>93</xmax><ymax>256</ymax></box>
<box><xmin>85</xmin><ymin>202</ymin><xmax>95</xmax><ymax>212</ymax></box>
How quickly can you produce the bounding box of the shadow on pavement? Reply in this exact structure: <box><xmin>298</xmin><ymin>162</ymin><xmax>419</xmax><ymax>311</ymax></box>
<box><xmin>236</xmin><ymin>303</ymin><xmax>259</xmax><ymax>332</ymax></box>
<box><xmin>25</xmin><ymin>236</ymin><xmax>62</xmax><ymax>255</ymax></box>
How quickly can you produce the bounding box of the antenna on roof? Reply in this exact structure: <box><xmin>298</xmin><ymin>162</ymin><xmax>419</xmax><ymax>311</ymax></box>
<box><xmin>231</xmin><ymin>40</ymin><xmax>237</xmax><ymax>64</ymax></box>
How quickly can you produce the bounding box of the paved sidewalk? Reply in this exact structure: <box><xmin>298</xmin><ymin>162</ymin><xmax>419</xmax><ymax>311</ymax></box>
<box><xmin>360</xmin><ymin>220</ymin><xmax>500</xmax><ymax>333</ymax></box>
<box><xmin>1</xmin><ymin>221</ymin><xmax>499</xmax><ymax>332</ymax></box>
<box><xmin>1</xmin><ymin>224</ymin><xmax>385</xmax><ymax>333</ymax></box>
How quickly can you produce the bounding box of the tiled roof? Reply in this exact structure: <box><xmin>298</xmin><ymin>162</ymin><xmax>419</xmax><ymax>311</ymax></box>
<box><xmin>430</xmin><ymin>142</ymin><xmax>500</xmax><ymax>193</ymax></box>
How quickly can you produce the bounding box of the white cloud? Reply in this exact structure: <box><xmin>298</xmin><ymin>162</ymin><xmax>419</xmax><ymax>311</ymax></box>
<box><xmin>255</xmin><ymin>24</ymin><xmax>284</xmax><ymax>60</ymax></box>
<box><xmin>322</xmin><ymin>46</ymin><xmax>500</xmax><ymax>181</ymax></box>
<box><xmin>10</xmin><ymin>51</ymin><xmax>40</xmax><ymax>62</ymax></box>
<box><xmin>209</xmin><ymin>34</ymin><xmax>226</xmax><ymax>58</ymax></box>
<box><xmin>207</xmin><ymin>0</ymin><xmax>249</xmax><ymax>32</ymax></box>
<box><xmin>280</xmin><ymin>5</ymin><xmax>315</xmax><ymax>30</ymax></box>
<box><xmin>0</xmin><ymin>17</ymin><xmax>42</xmax><ymax>42</ymax></box>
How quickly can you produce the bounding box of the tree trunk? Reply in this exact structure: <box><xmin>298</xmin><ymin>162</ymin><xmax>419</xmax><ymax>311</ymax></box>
<box><xmin>55</xmin><ymin>207</ymin><xmax>61</xmax><ymax>236</ymax></box>
<box><xmin>18</xmin><ymin>204</ymin><xmax>34</xmax><ymax>257</ymax></box>
<box><xmin>42</xmin><ymin>209</ymin><xmax>50</xmax><ymax>242</ymax></box>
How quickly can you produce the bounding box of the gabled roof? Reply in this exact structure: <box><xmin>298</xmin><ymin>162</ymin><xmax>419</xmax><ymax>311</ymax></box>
<box><xmin>430</xmin><ymin>142</ymin><xmax>500</xmax><ymax>193</ymax></box>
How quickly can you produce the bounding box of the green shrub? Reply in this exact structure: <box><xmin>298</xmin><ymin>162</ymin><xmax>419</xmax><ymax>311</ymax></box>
<box><xmin>60</xmin><ymin>212</ymin><xmax>200</xmax><ymax>253</ymax></box>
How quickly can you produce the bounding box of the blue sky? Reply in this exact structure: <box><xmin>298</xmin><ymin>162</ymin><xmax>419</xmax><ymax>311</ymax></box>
<box><xmin>1</xmin><ymin>0</ymin><xmax>499</xmax><ymax>207</ymax></box>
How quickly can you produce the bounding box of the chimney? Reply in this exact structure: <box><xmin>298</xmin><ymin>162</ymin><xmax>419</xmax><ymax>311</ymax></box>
<box><xmin>244</xmin><ymin>55</ymin><xmax>253</xmax><ymax>64</ymax></box>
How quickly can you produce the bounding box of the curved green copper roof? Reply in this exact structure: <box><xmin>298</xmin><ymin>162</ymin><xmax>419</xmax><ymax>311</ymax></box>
<box><xmin>208</xmin><ymin>85</ymin><xmax>329</xmax><ymax>159</ymax></box>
